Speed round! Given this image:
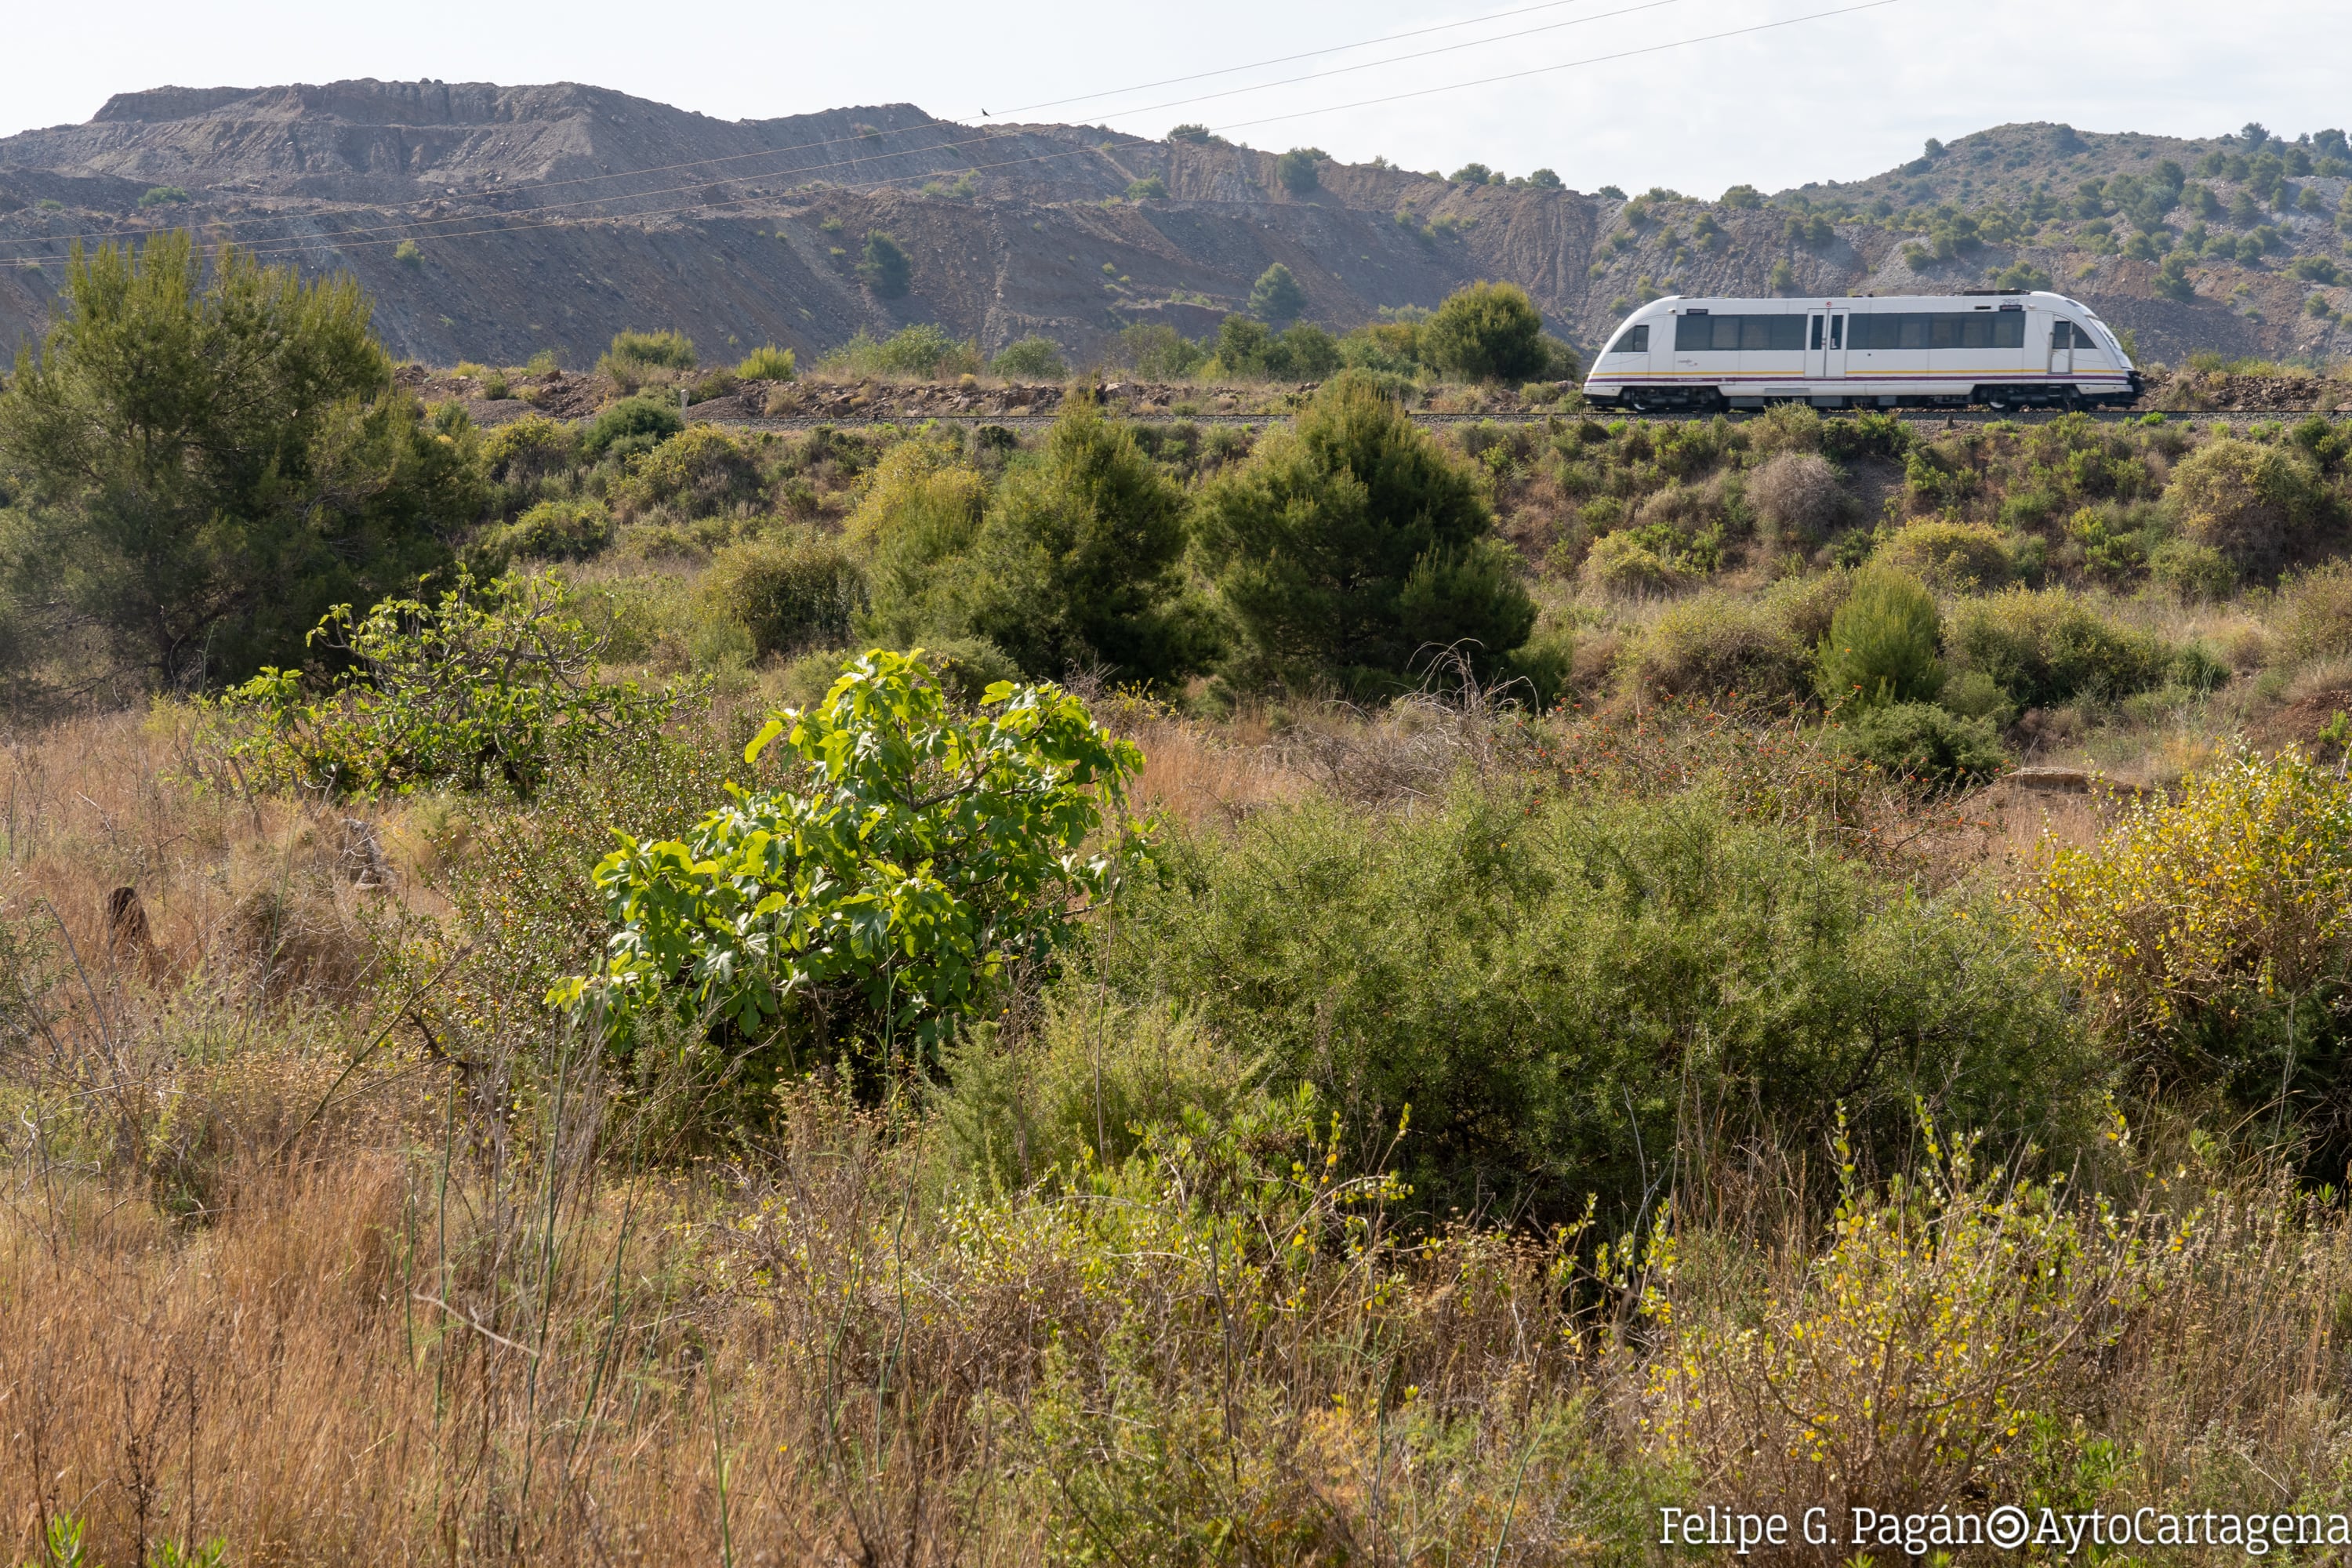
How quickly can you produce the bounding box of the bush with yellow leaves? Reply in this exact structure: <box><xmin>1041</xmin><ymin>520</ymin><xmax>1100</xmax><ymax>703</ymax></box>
<box><xmin>2020</xmin><ymin>746</ymin><xmax>2352</xmax><ymax>1163</ymax></box>
<box><xmin>1647</xmin><ymin>1109</ymin><xmax>2180</xmax><ymax>1520</ymax></box>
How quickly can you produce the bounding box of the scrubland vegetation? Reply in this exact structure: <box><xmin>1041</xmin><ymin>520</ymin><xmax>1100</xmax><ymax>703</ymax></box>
<box><xmin>19</xmin><ymin>237</ymin><xmax>2352</xmax><ymax>1565</ymax></box>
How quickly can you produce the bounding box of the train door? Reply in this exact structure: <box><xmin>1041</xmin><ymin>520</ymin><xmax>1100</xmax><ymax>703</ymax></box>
<box><xmin>2047</xmin><ymin>318</ymin><xmax>2078</xmax><ymax>378</ymax></box>
<box><xmin>1812</xmin><ymin>308</ymin><xmax>1847</xmax><ymax>383</ymax></box>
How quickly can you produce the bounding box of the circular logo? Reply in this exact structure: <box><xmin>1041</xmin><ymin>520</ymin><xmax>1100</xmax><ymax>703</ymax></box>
<box><xmin>1987</xmin><ymin>1506</ymin><xmax>2031</xmax><ymax>1551</ymax></box>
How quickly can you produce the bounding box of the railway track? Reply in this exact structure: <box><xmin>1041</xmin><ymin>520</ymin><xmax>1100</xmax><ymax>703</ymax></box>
<box><xmin>694</xmin><ymin>405</ymin><xmax>2342</xmax><ymax>433</ymax></box>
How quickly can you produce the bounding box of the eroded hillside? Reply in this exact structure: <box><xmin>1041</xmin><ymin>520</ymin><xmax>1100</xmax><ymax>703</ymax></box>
<box><xmin>1</xmin><ymin>82</ymin><xmax>2345</xmax><ymax>368</ymax></box>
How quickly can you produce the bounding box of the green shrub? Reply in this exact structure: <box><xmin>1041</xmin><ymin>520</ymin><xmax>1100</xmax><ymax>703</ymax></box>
<box><xmin>1275</xmin><ymin>149</ymin><xmax>1323</xmax><ymax>195</ymax></box>
<box><xmin>1118</xmin><ymin>322</ymin><xmax>1205</xmax><ymax>379</ymax></box>
<box><xmin>1836</xmin><ymin>701</ymin><xmax>2004</xmax><ymax>788</ymax></box>
<box><xmin>2148</xmin><ymin>538</ymin><xmax>2236</xmax><ymax>601</ymax></box>
<box><xmin>609</xmin><ymin>425</ymin><xmax>762</xmax><ymax>520</ymax></box>
<box><xmin>818</xmin><ymin>323</ymin><xmax>982</xmax><ymax>379</ymax></box>
<box><xmin>1762</xmin><ymin>568</ymin><xmax>1853</xmax><ymax>648</ymax></box>
<box><xmin>935</xmin><ymin>998</ymin><xmax>1258</xmax><ymax>1185</ymax></box>
<box><xmin>1279</xmin><ymin>323</ymin><xmax>1342</xmax><ymax>378</ymax></box>
<box><xmin>1874</xmin><ymin>521</ymin><xmax>2012</xmax><ymax>592</ymax></box>
<box><xmin>137</xmin><ymin>185</ymin><xmax>191</xmax><ymax>208</ymax></box>
<box><xmin>848</xmin><ymin>439</ymin><xmax>989</xmax><ymax>644</ymax></box>
<box><xmin>962</xmin><ymin>397</ymin><xmax>1210</xmax><ymax>684</ymax></box>
<box><xmin>1338</xmin><ymin>318</ymin><xmax>1425</xmax><ymax>376</ymax></box>
<box><xmin>597</xmin><ymin>328</ymin><xmax>697</xmax><ymax>390</ymax></box>
<box><xmin>1629</xmin><ymin>593</ymin><xmax>1812</xmax><ymax>702</ymax></box>
<box><xmin>560</xmin><ymin>648</ymin><xmax>1149</xmax><ymax>1063</ymax></box>
<box><xmin>1819</xmin><ymin>410</ymin><xmax>1912</xmax><ymax>463</ymax></box>
<box><xmin>1581</xmin><ymin>531</ymin><xmax>1686</xmax><ymax>596</ymax></box>
<box><xmin>1210</xmin><ymin>316</ymin><xmax>1344</xmax><ymax>379</ymax></box>
<box><xmin>476</xmin><ymin>498</ymin><xmax>612</xmax><ymax>569</ymax></box>
<box><xmin>923</xmin><ymin>635</ymin><xmax>1023</xmax><ymax>705</ymax></box>
<box><xmin>989</xmin><ymin>336</ymin><xmax>1067</xmax><ymax>379</ymax></box>
<box><xmin>2169</xmin><ymin>436</ymin><xmax>2336</xmax><ymax>576</ymax></box>
<box><xmin>479</xmin><ymin>414</ymin><xmax>580</xmax><ymax>513</ymax></box>
<box><xmin>1247</xmin><ymin>263</ymin><xmax>1308</xmax><ymax>322</ymax></box>
<box><xmin>1124</xmin><ymin>176</ymin><xmax>1167</xmax><ymax>201</ymax></box>
<box><xmin>1944</xmin><ymin>588</ymin><xmax>2171</xmax><ymax>708</ymax></box>
<box><xmin>1193</xmin><ymin>372</ymin><xmax>1534</xmax><ymax>691</ymax></box>
<box><xmin>858</xmin><ymin>230</ymin><xmax>913</xmax><ymax>297</ymax></box>
<box><xmin>203</xmin><ymin>572</ymin><xmax>683</xmax><ymax>800</ymax></box>
<box><xmin>1817</xmin><ymin>568</ymin><xmax>1943</xmax><ymax>708</ymax></box>
<box><xmin>0</xmin><ymin>230</ymin><xmax>470</xmax><ymax>688</ymax></box>
<box><xmin>1502</xmin><ymin>621</ymin><xmax>1577</xmax><ymax>706</ymax></box>
<box><xmin>1105</xmin><ymin>785</ymin><xmax>2098</xmax><ymax>1222</ymax></box>
<box><xmin>1420</xmin><ymin>281</ymin><xmax>1548</xmax><ymax>382</ymax></box>
<box><xmin>736</xmin><ymin>343</ymin><xmax>797</xmax><ymax>379</ymax></box>
<box><xmin>703</xmin><ymin>530</ymin><xmax>865</xmax><ymax>658</ymax></box>
<box><xmin>583</xmin><ymin>393</ymin><xmax>684</xmax><ymax>459</ymax></box>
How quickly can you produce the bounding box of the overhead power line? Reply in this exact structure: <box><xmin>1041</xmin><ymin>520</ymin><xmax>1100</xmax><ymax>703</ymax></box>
<box><xmin>0</xmin><ymin>0</ymin><xmax>1671</xmax><ymax>262</ymax></box>
<box><xmin>1053</xmin><ymin>0</ymin><xmax>1682</xmax><ymax>125</ymax></box>
<box><xmin>1212</xmin><ymin>0</ymin><xmax>1915</xmax><ymax>133</ymax></box>
<box><xmin>0</xmin><ymin>0</ymin><xmax>1917</xmax><ymax>271</ymax></box>
<box><xmin>986</xmin><ymin>0</ymin><xmax>1603</xmax><ymax>118</ymax></box>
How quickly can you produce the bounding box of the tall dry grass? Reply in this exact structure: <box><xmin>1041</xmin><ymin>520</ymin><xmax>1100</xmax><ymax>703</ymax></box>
<box><xmin>10</xmin><ymin>704</ymin><xmax>2352</xmax><ymax>1565</ymax></box>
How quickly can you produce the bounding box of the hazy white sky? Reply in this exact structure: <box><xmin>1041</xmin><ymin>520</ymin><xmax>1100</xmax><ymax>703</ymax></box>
<box><xmin>12</xmin><ymin>0</ymin><xmax>2351</xmax><ymax>196</ymax></box>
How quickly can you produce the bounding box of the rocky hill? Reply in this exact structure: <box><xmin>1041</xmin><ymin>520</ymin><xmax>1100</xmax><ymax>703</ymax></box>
<box><xmin>1</xmin><ymin>80</ymin><xmax>2345</xmax><ymax>370</ymax></box>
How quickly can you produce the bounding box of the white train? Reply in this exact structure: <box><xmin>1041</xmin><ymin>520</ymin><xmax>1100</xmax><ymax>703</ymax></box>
<box><xmin>1581</xmin><ymin>290</ymin><xmax>2141</xmax><ymax>412</ymax></box>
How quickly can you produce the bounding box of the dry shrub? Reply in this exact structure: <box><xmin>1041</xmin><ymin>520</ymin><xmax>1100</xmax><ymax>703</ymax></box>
<box><xmin>2281</xmin><ymin>561</ymin><xmax>2352</xmax><ymax>662</ymax></box>
<box><xmin>1653</xmin><ymin>1140</ymin><xmax>2352</xmax><ymax>1538</ymax></box>
<box><xmin>1625</xmin><ymin>593</ymin><xmax>1812</xmax><ymax>703</ymax></box>
<box><xmin>1876</xmin><ymin>519</ymin><xmax>2013</xmax><ymax>592</ymax></box>
<box><xmin>1748</xmin><ymin>450</ymin><xmax>1855</xmax><ymax>546</ymax></box>
<box><xmin>1098</xmin><ymin>695</ymin><xmax>1307</xmax><ymax>827</ymax></box>
<box><xmin>1744</xmin><ymin>400</ymin><xmax>1826</xmax><ymax>459</ymax></box>
<box><xmin>610</xmin><ymin>424</ymin><xmax>768</xmax><ymax>522</ymax></box>
<box><xmin>1762</xmin><ymin>568</ymin><xmax>1853</xmax><ymax>648</ymax></box>
<box><xmin>2170</xmin><ymin>436</ymin><xmax>2332</xmax><ymax>577</ymax></box>
<box><xmin>1634</xmin><ymin>472</ymin><xmax>1737</xmax><ymax>535</ymax></box>
<box><xmin>0</xmin><ymin>1062</ymin><xmax>1648</xmax><ymax>1567</ymax></box>
<box><xmin>1583</xmin><ymin>531</ymin><xmax>1688</xmax><ymax>596</ymax></box>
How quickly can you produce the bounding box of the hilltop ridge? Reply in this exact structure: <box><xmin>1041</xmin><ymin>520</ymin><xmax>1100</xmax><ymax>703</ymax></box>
<box><xmin>0</xmin><ymin>81</ymin><xmax>2344</xmax><ymax>368</ymax></box>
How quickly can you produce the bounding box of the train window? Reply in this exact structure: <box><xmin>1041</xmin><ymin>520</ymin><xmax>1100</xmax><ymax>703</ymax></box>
<box><xmin>1810</xmin><ymin>316</ymin><xmax>1824</xmax><ymax>350</ymax></box>
<box><xmin>1849</xmin><ymin>312</ymin><xmax>2025</xmax><ymax>350</ymax></box>
<box><xmin>2053</xmin><ymin>320</ymin><xmax>2098</xmax><ymax>350</ymax></box>
<box><xmin>1830</xmin><ymin>317</ymin><xmax>1843</xmax><ymax>348</ymax></box>
<box><xmin>1674</xmin><ymin>314</ymin><xmax>1806</xmax><ymax>351</ymax></box>
<box><xmin>1609</xmin><ymin>325</ymin><xmax>1650</xmax><ymax>354</ymax></box>
<box><xmin>1678</xmin><ymin>314</ymin><xmax>1735</xmax><ymax>350</ymax></box>
<box><xmin>1931</xmin><ymin>314</ymin><xmax>2028</xmax><ymax>349</ymax></box>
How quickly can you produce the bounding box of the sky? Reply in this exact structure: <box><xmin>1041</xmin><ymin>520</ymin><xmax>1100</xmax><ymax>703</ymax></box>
<box><xmin>10</xmin><ymin>0</ymin><xmax>2352</xmax><ymax>197</ymax></box>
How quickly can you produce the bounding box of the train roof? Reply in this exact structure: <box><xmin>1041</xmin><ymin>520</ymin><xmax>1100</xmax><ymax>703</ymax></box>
<box><xmin>1619</xmin><ymin>290</ymin><xmax>2092</xmax><ymax>314</ymax></box>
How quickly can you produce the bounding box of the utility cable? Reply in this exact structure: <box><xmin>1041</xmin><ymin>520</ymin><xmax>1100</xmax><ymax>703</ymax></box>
<box><xmin>986</xmin><ymin>0</ymin><xmax>1602</xmax><ymax>118</ymax></box>
<box><xmin>1037</xmin><ymin>0</ymin><xmax>1680</xmax><ymax>125</ymax></box>
<box><xmin>0</xmin><ymin>0</ymin><xmax>1670</xmax><ymax>263</ymax></box>
<box><xmin>0</xmin><ymin>0</ymin><xmax>1916</xmax><ymax>270</ymax></box>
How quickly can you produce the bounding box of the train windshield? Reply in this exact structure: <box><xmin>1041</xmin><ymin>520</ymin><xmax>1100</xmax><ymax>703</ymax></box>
<box><xmin>1607</xmin><ymin>325</ymin><xmax>1649</xmax><ymax>354</ymax></box>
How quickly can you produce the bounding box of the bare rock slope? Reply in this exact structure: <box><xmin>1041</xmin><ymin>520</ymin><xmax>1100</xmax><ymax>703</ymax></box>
<box><xmin>0</xmin><ymin>82</ymin><xmax>2339</xmax><ymax>368</ymax></box>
